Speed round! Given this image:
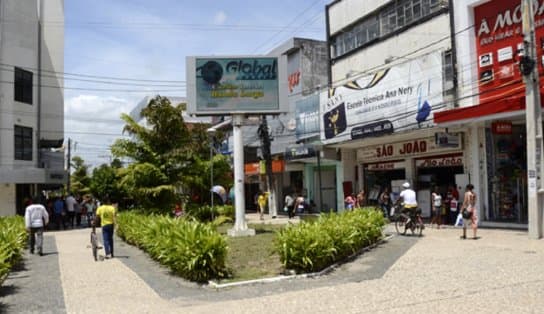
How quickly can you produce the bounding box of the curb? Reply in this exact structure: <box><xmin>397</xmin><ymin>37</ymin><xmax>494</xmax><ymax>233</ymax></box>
<box><xmin>207</xmin><ymin>233</ymin><xmax>395</xmax><ymax>289</ymax></box>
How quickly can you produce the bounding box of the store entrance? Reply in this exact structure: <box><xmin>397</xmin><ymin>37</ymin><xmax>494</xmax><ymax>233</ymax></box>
<box><xmin>364</xmin><ymin>168</ymin><xmax>406</xmax><ymax>206</ymax></box>
<box><xmin>417</xmin><ymin>166</ymin><xmax>464</xmax><ymax>192</ymax></box>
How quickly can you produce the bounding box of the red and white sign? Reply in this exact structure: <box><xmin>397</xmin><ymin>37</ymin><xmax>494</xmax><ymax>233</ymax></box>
<box><xmin>474</xmin><ymin>0</ymin><xmax>544</xmax><ymax>104</ymax></box>
<box><xmin>365</xmin><ymin>161</ymin><xmax>405</xmax><ymax>171</ymax></box>
<box><xmin>288</xmin><ymin>70</ymin><xmax>301</xmax><ymax>93</ymax></box>
<box><xmin>358</xmin><ymin>136</ymin><xmax>462</xmax><ymax>160</ymax></box>
<box><xmin>416</xmin><ymin>156</ymin><xmax>464</xmax><ymax>168</ymax></box>
<box><xmin>491</xmin><ymin>121</ymin><xmax>513</xmax><ymax>134</ymax></box>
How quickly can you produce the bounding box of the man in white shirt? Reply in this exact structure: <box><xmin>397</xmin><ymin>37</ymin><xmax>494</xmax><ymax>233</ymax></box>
<box><xmin>399</xmin><ymin>182</ymin><xmax>418</xmax><ymax>209</ymax></box>
<box><xmin>65</xmin><ymin>194</ymin><xmax>77</xmax><ymax>228</ymax></box>
<box><xmin>24</xmin><ymin>196</ymin><xmax>49</xmax><ymax>256</ymax></box>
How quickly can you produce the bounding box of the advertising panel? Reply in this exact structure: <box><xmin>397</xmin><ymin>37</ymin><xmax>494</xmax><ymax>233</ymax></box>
<box><xmin>186</xmin><ymin>56</ymin><xmax>286</xmax><ymax>115</ymax></box>
<box><xmin>474</xmin><ymin>0</ymin><xmax>544</xmax><ymax>104</ymax></box>
<box><xmin>320</xmin><ymin>51</ymin><xmax>444</xmax><ymax>144</ymax></box>
<box><xmin>295</xmin><ymin>94</ymin><xmax>320</xmax><ymax>140</ymax></box>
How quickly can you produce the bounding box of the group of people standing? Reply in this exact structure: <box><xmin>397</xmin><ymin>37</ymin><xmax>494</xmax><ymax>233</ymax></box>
<box><xmin>46</xmin><ymin>194</ymin><xmax>98</xmax><ymax>230</ymax></box>
<box><xmin>25</xmin><ymin>194</ymin><xmax>117</xmax><ymax>258</ymax></box>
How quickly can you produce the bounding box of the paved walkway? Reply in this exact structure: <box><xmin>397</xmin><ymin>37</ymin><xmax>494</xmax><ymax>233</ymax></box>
<box><xmin>1</xmin><ymin>218</ymin><xmax>543</xmax><ymax>313</ymax></box>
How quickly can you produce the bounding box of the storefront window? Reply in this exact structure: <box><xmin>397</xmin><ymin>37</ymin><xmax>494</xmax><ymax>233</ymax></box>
<box><xmin>486</xmin><ymin>125</ymin><xmax>527</xmax><ymax>223</ymax></box>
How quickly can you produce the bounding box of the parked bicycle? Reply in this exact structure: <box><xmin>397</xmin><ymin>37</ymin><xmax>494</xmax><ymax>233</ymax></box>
<box><xmin>392</xmin><ymin>203</ymin><xmax>424</xmax><ymax>236</ymax></box>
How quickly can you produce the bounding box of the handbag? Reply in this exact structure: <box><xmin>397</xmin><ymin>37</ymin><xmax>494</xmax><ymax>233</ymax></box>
<box><xmin>462</xmin><ymin>208</ymin><xmax>472</xmax><ymax>219</ymax></box>
<box><xmin>283</xmin><ymin>206</ymin><xmax>288</xmax><ymax>212</ymax></box>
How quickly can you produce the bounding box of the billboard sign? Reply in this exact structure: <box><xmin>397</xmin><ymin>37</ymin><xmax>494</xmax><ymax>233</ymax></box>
<box><xmin>186</xmin><ymin>56</ymin><xmax>286</xmax><ymax>115</ymax></box>
<box><xmin>295</xmin><ymin>94</ymin><xmax>320</xmax><ymax>140</ymax></box>
<box><xmin>474</xmin><ymin>0</ymin><xmax>544</xmax><ymax>104</ymax></box>
<box><xmin>320</xmin><ymin>51</ymin><xmax>444</xmax><ymax>144</ymax></box>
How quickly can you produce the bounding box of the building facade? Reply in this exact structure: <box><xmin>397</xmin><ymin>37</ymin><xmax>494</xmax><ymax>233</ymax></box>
<box><xmin>0</xmin><ymin>0</ymin><xmax>66</xmax><ymax>216</ymax></box>
<box><xmin>435</xmin><ymin>0</ymin><xmax>544</xmax><ymax>232</ymax></box>
<box><xmin>324</xmin><ymin>0</ymin><xmax>468</xmax><ymax>217</ymax></box>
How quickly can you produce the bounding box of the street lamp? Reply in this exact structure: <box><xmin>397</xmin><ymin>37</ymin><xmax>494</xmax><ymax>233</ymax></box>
<box><xmin>207</xmin><ymin>128</ymin><xmax>216</xmax><ymax>220</ymax></box>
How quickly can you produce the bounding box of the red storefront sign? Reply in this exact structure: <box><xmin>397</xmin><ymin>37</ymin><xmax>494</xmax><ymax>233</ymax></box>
<box><xmin>491</xmin><ymin>121</ymin><xmax>513</xmax><ymax>134</ymax></box>
<box><xmin>474</xmin><ymin>0</ymin><xmax>544</xmax><ymax>104</ymax></box>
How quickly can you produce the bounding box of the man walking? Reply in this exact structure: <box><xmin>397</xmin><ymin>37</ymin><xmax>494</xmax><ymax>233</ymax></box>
<box><xmin>24</xmin><ymin>196</ymin><xmax>49</xmax><ymax>256</ymax></box>
<box><xmin>65</xmin><ymin>193</ymin><xmax>77</xmax><ymax>228</ymax></box>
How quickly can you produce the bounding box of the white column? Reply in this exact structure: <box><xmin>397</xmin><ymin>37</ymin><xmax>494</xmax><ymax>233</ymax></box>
<box><xmin>228</xmin><ymin>115</ymin><xmax>255</xmax><ymax>237</ymax></box>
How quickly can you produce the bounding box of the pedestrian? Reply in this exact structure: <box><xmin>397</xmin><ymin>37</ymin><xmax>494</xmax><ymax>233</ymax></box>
<box><xmin>74</xmin><ymin>195</ymin><xmax>83</xmax><ymax>227</ymax></box>
<box><xmin>257</xmin><ymin>190</ymin><xmax>269</xmax><ymax>220</ymax></box>
<box><xmin>460</xmin><ymin>184</ymin><xmax>479</xmax><ymax>240</ymax></box>
<box><xmin>447</xmin><ymin>186</ymin><xmax>459</xmax><ymax>225</ymax></box>
<box><xmin>53</xmin><ymin>196</ymin><xmax>65</xmax><ymax>230</ymax></box>
<box><xmin>430</xmin><ymin>187</ymin><xmax>442</xmax><ymax>228</ymax></box>
<box><xmin>378</xmin><ymin>187</ymin><xmax>392</xmax><ymax>218</ymax></box>
<box><xmin>356</xmin><ymin>190</ymin><xmax>365</xmax><ymax>208</ymax></box>
<box><xmin>344</xmin><ymin>194</ymin><xmax>355</xmax><ymax>210</ymax></box>
<box><xmin>24</xmin><ymin>196</ymin><xmax>49</xmax><ymax>256</ymax></box>
<box><xmin>284</xmin><ymin>192</ymin><xmax>295</xmax><ymax>219</ymax></box>
<box><xmin>294</xmin><ymin>194</ymin><xmax>306</xmax><ymax>214</ymax></box>
<box><xmin>65</xmin><ymin>193</ymin><xmax>77</xmax><ymax>228</ymax></box>
<box><xmin>95</xmin><ymin>196</ymin><xmax>117</xmax><ymax>259</ymax></box>
<box><xmin>82</xmin><ymin>196</ymin><xmax>95</xmax><ymax>227</ymax></box>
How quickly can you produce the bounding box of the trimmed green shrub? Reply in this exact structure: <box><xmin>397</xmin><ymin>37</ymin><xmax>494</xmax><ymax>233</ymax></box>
<box><xmin>184</xmin><ymin>204</ymin><xmax>234</xmax><ymax>223</ymax></box>
<box><xmin>116</xmin><ymin>212</ymin><xmax>228</xmax><ymax>282</ymax></box>
<box><xmin>274</xmin><ymin>208</ymin><xmax>385</xmax><ymax>273</ymax></box>
<box><xmin>0</xmin><ymin>216</ymin><xmax>26</xmax><ymax>285</ymax></box>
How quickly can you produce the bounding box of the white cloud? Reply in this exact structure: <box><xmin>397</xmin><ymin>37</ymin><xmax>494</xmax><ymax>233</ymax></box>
<box><xmin>213</xmin><ymin>11</ymin><xmax>227</xmax><ymax>25</ymax></box>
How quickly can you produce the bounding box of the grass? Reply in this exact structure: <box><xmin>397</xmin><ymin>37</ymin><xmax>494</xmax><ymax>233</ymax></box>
<box><xmin>216</xmin><ymin>223</ymin><xmax>285</xmax><ymax>283</ymax></box>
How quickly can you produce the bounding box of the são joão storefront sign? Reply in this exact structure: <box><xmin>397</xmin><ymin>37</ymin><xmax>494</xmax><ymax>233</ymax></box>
<box><xmin>357</xmin><ymin>136</ymin><xmax>461</xmax><ymax>160</ymax></box>
<box><xmin>186</xmin><ymin>56</ymin><xmax>284</xmax><ymax>115</ymax></box>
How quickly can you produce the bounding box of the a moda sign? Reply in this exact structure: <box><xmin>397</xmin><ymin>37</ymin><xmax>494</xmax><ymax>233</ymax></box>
<box><xmin>415</xmin><ymin>155</ymin><xmax>464</xmax><ymax>168</ymax></box>
<box><xmin>357</xmin><ymin>137</ymin><xmax>461</xmax><ymax>161</ymax></box>
<box><xmin>186</xmin><ymin>56</ymin><xmax>286</xmax><ymax>115</ymax></box>
<box><xmin>320</xmin><ymin>51</ymin><xmax>443</xmax><ymax>145</ymax></box>
<box><xmin>474</xmin><ymin>0</ymin><xmax>544</xmax><ymax>104</ymax></box>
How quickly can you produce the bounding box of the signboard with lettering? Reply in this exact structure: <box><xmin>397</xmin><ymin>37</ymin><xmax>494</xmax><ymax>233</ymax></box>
<box><xmin>295</xmin><ymin>94</ymin><xmax>320</xmax><ymax>140</ymax></box>
<box><xmin>320</xmin><ymin>51</ymin><xmax>444</xmax><ymax>144</ymax></box>
<box><xmin>474</xmin><ymin>0</ymin><xmax>544</xmax><ymax>104</ymax></box>
<box><xmin>491</xmin><ymin>121</ymin><xmax>513</xmax><ymax>134</ymax></box>
<box><xmin>186</xmin><ymin>56</ymin><xmax>287</xmax><ymax>115</ymax></box>
<box><xmin>285</xmin><ymin>145</ymin><xmax>316</xmax><ymax>161</ymax></box>
<box><xmin>357</xmin><ymin>136</ymin><xmax>462</xmax><ymax>161</ymax></box>
<box><xmin>365</xmin><ymin>161</ymin><xmax>406</xmax><ymax>171</ymax></box>
<box><xmin>415</xmin><ymin>155</ymin><xmax>464</xmax><ymax>168</ymax></box>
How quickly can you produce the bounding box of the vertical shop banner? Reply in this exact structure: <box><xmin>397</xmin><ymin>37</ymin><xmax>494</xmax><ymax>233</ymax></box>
<box><xmin>474</xmin><ymin>0</ymin><xmax>544</xmax><ymax>104</ymax></box>
<box><xmin>320</xmin><ymin>51</ymin><xmax>444</xmax><ymax>145</ymax></box>
<box><xmin>186</xmin><ymin>56</ymin><xmax>286</xmax><ymax>115</ymax></box>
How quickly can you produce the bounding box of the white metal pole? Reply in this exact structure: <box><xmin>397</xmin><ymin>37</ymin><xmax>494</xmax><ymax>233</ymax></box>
<box><xmin>522</xmin><ymin>0</ymin><xmax>543</xmax><ymax>239</ymax></box>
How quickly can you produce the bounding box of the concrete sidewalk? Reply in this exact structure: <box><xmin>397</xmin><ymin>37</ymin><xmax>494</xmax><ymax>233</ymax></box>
<box><xmin>1</xmin><ymin>222</ymin><xmax>543</xmax><ymax>313</ymax></box>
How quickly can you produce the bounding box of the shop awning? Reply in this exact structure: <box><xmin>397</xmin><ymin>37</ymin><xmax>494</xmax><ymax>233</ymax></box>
<box><xmin>434</xmin><ymin>93</ymin><xmax>529</xmax><ymax>126</ymax></box>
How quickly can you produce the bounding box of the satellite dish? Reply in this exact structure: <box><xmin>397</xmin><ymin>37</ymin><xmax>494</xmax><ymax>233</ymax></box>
<box><xmin>286</xmin><ymin>119</ymin><xmax>296</xmax><ymax>131</ymax></box>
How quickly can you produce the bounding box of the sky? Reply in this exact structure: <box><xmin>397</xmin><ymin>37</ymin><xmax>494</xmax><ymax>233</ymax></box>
<box><xmin>63</xmin><ymin>0</ymin><xmax>328</xmax><ymax>168</ymax></box>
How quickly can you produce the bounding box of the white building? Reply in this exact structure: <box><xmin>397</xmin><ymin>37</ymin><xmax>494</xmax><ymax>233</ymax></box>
<box><xmin>0</xmin><ymin>0</ymin><xmax>65</xmax><ymax>216</ymax></box>
<box><xmin>324</xmin><ymin>0</ymin><xmax>468</xmax><ymax>217</ymax></box>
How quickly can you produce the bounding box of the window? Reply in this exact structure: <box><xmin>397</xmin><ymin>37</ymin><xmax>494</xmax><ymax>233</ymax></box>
<box><xmin>14</xmin><ymin>125</ymin><xmax>33</xmax><ymax>161</ymax></box>
<box><xmin>330</xmin><ymin>0</ymin><xmax>445</xmax><ymax>59</ymax></box>
<box><xmin>443</xmin><ymin>50</ymin><xmax>454</xmax><ymax>92</ymax></box>
<box><xmin>14</xmin><ymin>67</ymin><xmax>33</xmax><ymax>104</ymax></box>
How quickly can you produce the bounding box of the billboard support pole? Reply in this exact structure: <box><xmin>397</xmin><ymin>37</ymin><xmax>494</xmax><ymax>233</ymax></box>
<box><xmin>228</xmin><ymin>114</ymin><xmax>256</xmax><ymax>237</ymax></box>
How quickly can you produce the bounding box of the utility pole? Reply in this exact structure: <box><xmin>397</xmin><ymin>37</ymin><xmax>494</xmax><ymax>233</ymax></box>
<box><xmin>521</xmin><ymin>0</ymin><xmax>544</xmax><ymax>239</ymax></box>
<box><xmin>258</xmin><ymin>115</ymin><xmax>277</xmax><ymax>217</ymax></box>
<box><xmin>66</xmin><ymin>138</ymin><xmax>71</xmax><ymax>194</ymax></box>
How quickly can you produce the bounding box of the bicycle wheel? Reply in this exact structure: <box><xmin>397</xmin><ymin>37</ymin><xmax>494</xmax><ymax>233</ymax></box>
<box><xmin>417</xmin><ymin>218</ymin><xmax>424</xmax><ymax>237</ymax></box>
<box><xmin>91</xmin><ymin>233</ymin><xmax>98</xmax><ymax>261</ymax></box>
<box><xmin>395</xmin><ymin>214</ymin><xmax>407</xmax><ymax>235</ymax></box>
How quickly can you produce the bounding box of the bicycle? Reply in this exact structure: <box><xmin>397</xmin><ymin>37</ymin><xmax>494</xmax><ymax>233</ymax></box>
<box><xmin>393</xmin><ymin>205</ymin><xmax>424</xmax><ymax>236</ymax></box>
<box><xmin>90</xmin><ymin>220</ymin><xmax>98</xmax><ymax>261</ymax></box>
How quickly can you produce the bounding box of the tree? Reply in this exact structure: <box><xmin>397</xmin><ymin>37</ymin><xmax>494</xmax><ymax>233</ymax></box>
<box><xmin>70</xmin><ymin>156</ymin><xmax>91</xmax><ymax>195</ymax></box>
<box><xmin>89</xmin><ymin>158</ymin><xmax>127</xmax><ymax>203</ymax></box>
<box><xmin>111</xmin><ymin>95</ymin><xmax>231</xmax><ymax>211</ymax></box>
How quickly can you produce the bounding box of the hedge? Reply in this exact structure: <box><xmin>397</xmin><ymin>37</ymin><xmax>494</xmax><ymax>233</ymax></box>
<box><xmin>274</xmin><ymin>208</ymin><xmax>386</xmax><ymax>273</ymax></box>
<box><xmin>0</xmin><ymin>216</ymin><xmax>27</xmax><ymax>285</ymax></box>
<box><xmin>116</xmin><ymin>212</ymin><xmax>228</xmax><ymax>282</ymax></box>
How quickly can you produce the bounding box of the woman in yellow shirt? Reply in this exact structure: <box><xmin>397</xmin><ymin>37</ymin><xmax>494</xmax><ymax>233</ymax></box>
<box><xmin>257</xmin><ymin>190</ymin><xmax>269</xmax><ymax>220</ymax></box>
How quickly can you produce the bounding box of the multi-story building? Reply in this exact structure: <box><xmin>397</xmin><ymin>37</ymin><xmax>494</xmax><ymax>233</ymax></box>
<box><xmin>0</xmin><ymin>0</ymin><xmax>65</xmax><ymax>216</ymax></box>
<box><xmin>324</xmin><ymin>0</ymin><xmax>467</xmax><ymax>217</ymax></box>
<box><xmin>435</xmin><ymin>0</ymin><xmax>544</xmax><ymax>232</ymax></box>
